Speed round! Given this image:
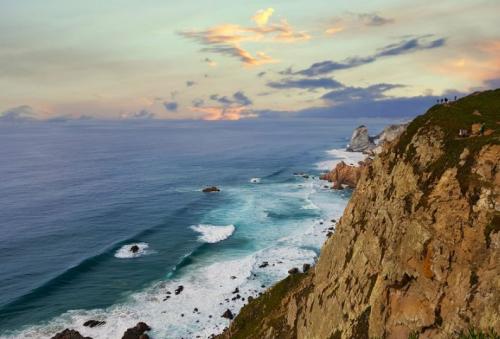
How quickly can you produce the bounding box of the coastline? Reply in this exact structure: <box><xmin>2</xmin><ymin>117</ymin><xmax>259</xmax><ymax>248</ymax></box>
<box><xmin>3</xmin><ymin>147</ymin><xmax>365</xmax><ymax>339</ymax></box>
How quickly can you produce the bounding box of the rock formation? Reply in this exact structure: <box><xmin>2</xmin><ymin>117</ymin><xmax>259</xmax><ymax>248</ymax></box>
<box><xmin>371</xmin><ymin>123</ymin><xmax>408</xmax><ymax>155</ymax></box>
<box><xmin>320</xmin><ymin>160</ymin><xmax>370</xmax><ymax>189</ymax></box>
<box><xmin>216</xmin><ymin>89</ymin><xmax>500</xmax><ymax>339</ymax></box>
<box><xmin>51</xmin><ymin>329</ymin><xmax>92</xmax><ymax>339</ymax></box>
<box><xmin>346</xmin><ymin>125</ymin><xmax>375</xmax><ymax>152</ymax></box>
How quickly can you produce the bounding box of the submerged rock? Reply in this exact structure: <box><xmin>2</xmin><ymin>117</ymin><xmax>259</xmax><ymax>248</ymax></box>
<box><xmin>130</xmin><ymin>245</ymin><xmax>140</xmax><ymax>253</ymax></box>
<box><xmin>52</xmin><ymin>329</ymin><xmax>92</xmax><ymax>339</ymax></box>
<box><xmin>122</xmin><ymin>322</ymin><xmax>151</xmax><ymax>339</ymax></box>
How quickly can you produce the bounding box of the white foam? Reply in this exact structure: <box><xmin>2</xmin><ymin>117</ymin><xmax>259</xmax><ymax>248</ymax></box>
<box><xmin>114</xmin><ymin>243</ymin><xmax>151</xmax><ymax>259</ymax></box>
<box><xmin>250</xmin><ymin>177</ymin><xmax>261</xmax><ymax>183</ymax></box>
<box><xmin>7</xmin><ymin>153</ymin><xmax>353</xmax><ymax>339</ymax></box>
<box><xmin>316</xmin><ymin>148</ymin><xmax>366</xmax><ymax>171</ymax></box>
<box><xmin>190</xmin><ymin>224</ymin><xmax>235</xmax><ymax>243</ymax></box>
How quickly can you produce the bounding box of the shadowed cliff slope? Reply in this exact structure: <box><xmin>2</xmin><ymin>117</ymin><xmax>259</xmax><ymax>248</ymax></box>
<box><xmin>216</xmin><ymin>89</ymin><xmax>500</xmax><ymax>339</ymax></box>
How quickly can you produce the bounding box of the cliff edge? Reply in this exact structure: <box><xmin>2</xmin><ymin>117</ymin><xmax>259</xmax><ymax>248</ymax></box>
<box><xmin>216</xmin><ymin>89</ymin><xmax>500</xmax><ymax>339</ymax></box>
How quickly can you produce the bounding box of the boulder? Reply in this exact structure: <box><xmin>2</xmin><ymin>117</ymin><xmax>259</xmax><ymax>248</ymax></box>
<box><xmin>83</xmin><ymin>320</ymin><xmax>105</xmax><ymax>328</ymax></box>
<box><xmin>222</xmin><ymin>309</ymin><xmax>234</xmax><ymax>320</ymax></box>
<box><xmin>202</xmin><ymin>186</ymin><xmax>220</xmax><ymax>193</ymax></box>
<box><xmin>346</xmin><ymin>125</ymin><xmax>375</xmax><ymax>152</ymax></box>
<box><xmin>288</xmin><ymin>267</ymin><xmax>299</xmax><ymax>275</ymax></box>
<box><xmin>175</xmin><ymin>285</ymin><xmax>184</xmax><ymax>295</ymax></box>
<box><xmin>130</xmin><ymin>245</ymin><xmax>139</xmax><ymax>253</ymax></box>
<box><xmin>302</xmin><ymin>263</ymin><xmax>311</xmax><ymax>273</ymax></box>
<box><xmin>121</xmin><ymin>322</ymin><xmax>151</xmax><ymax>339</ymax></box>
<box><xmin>51</xmin><ymin>329</ymin><xmax>92</xmax><ymax>339</ymax></box>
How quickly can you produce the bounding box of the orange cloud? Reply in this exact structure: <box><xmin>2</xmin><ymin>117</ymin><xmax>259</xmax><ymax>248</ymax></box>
<box><xmin>192</xmin><ymin>105</ymin><xmax>258</xmax><ymax>121</ymax></box>
<box><xmin>433</xmin><ymin>40</ymin><xmax>500</xmax><ymax>81</ymax></box>
<box><xmin>325</xmin><ymin>26</ymin><xmax>344</xmax><ymax>36</ymax></box>
<box><xmin>180</xmin><ymin>9</ymin><xmax>309</xmax><ymax>66</ymax></box>
<box><xmin>253</xmin><ymin>8</ymin><xmax>274</xmax><ymax>27</ymax></box>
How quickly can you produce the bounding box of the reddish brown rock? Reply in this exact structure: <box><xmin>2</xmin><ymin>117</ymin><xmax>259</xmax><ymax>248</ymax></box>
<box><xmin>320</xmin><ymin>160</ymin><xmax>369</xmax><ymax>189</ymax></box>
<box><xmin>51</xmin><ymin>329</ymin><xmax>92</xmax><ymax>339</ymax></box>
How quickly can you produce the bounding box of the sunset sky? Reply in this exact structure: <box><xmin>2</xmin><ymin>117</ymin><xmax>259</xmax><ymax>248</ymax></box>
<box><xmin>1</xmin><ymin>0</ymin><xmax>499</xmax><ymax>120</ymax></box>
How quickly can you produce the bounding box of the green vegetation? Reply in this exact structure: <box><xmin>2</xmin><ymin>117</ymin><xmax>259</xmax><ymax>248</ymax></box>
<box><xmin>458</xmin><ymin>328</ymin><xmax>500</xmax><ymax>339</ymax></box>
<box><xmin>408</xmin><ymin>331</ymin><xmax>420</xmax><ymax>339</ymax></box>
<box><xmin>394</xmin><ymin>89</ymin><xmax>500</xmax><ymax>199</ymax></box>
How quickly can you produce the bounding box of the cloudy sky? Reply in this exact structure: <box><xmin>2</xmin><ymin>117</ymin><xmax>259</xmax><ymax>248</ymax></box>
<box><xmin>0</xmin><ymin>0</ymin><xmax>499</xmax><ymax>120</ymax></box>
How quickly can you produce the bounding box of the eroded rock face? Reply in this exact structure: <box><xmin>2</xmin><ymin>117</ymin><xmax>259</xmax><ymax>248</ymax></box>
<box><xmin>347</xmin><ymin>125</ymin><xmax>375</xmax><ymax>152</ymax></box>
<box><xmin>320</xmin><ymin>160</ymin><xmax>369</xmax><ymax>189</ymax></box>
<box><xmin>217</xmin><ymin>90</ymin><xmax>500</xmax><ymax>339</ymax></box>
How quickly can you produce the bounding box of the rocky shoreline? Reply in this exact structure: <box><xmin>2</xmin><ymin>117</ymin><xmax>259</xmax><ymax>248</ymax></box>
<box><xmin>215</xmin><ymin>89</ymin><xmax>500</xmax><ymax>338</ymax></box>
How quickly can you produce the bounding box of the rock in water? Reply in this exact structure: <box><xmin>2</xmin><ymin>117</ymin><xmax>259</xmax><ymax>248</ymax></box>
<box><xmin>222</xmin><ymin>309</ymin><xmax>234</xmax><ymax>320</ymax></box>
<box><xmin>130</xmin><ymin>245</ymin><xmax>139</xmax><ymax>253</ymax></box>
<box><xmin>175</xmin><ymin>285</ymin><xmax>184</xmax><ymax>295</ymax></box>
<box><xmin>121</xmin><ymin>322</ymin><xmax>151</xmax><ymax>339</ymax></box>
<box><xmin>51</xmin><ymin>329</ymin><xmax>92</xmax><ymax>339</ymax></box>
<box><xmin>302</xmin><ymin>263</ymin><xmax>311</xmax><ymax>273</ymax></box>
<box><xmin>288</xmin><ymin>267</ymin><xmax>299</xmax><ymax>274</ymax></box>
<box><xmin>346</xmin><ymin>125</ymin><xmax>375</xmax><ymax>152</ymax></box>
<box><xmin>83</xmin><ymin>320</ymin><xmax>105</xmax><ymax>327</ymax></box>
<box><xmin>202</xmin><ymin>186</ymin><xmax>220</xmax><ymax>193</ymax></box>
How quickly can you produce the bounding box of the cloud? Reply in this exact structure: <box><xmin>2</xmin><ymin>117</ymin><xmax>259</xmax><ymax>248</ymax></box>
<box><xmin>204</xmin><ymin>57</ymin><xmax>217</xmax><ymax>67</ymax></box>
<box><xmin>267</xmin><ymin>77</ymin><xmax>343</xmax><ymax>90</ymax></box>
<box><xmin>253</xmin><ymin>8</ymin><xmax>274</xmax><ymax>27</ymax></box>
<box><xmin>163</xmin><ymin>101</ymin><xmax>178</xmax><ymax>112</ymax></box>
<box><xmin>192</xmin><ymin>98</ymin><xmax>205</xmax><ymax>107</ymax></box>
<box><xmin>0</xmin><ymin>105</ymin><xmax>38</xmax><ymax>122</ymax></box>
<box><xmin>321</xmin><ymin>83</ymin><xmax>404</xmax><ymax>103</ymax></box>
<box><xmin>432</xmin><ymin>40</ymin><xmax>500</xmax><ymax>82</ymax></box>
<box><xmin>179</xmin><ymin>9</ymin><xmax>310</xmax><ymax>66</ymax></box>
<box><xmin>186</xmin><ymin>80</ymin><xmax>197</xmax><ymax>87</ymax></box>
<box><xmin>210</xmin><ymin>91</ymin><xmax>253</xmax><ymax>106</ymax></box>
<box><xmin>202</xmin><ymin>45</ymin><xmax>277</xmax><ymax>66</ymax></box>
<box><xmin>233</xmin><ymin>91</ymin><xmax>253</xmax><ymax>106</ymax></box>
<box><xmin>295</xmin><ymin>35</ymin><xmax>446</xmax><ymax>76</ymax></box>
<box><xmin>193</xmin><ymin>105</ymin><xmax>257</xmax><ymax>121</ymax></box>
<box><xmin>121</xmin><ymin>109</ymin><xmax>155</xmax><ymax>119</ymax></box>
<box><xmin>325</xmin><ymin>26</ymin><xmax>344</xmax><ymax>35</ymax></box>
<box><xmin>357</xmin><ymin>13</ymin><xmax>394</xmax><ymax>26</ymax></box>
<box><xmin>257</xmin><ymin>71</ymin><xmax>267</xmax><ymax>77</ymax></box>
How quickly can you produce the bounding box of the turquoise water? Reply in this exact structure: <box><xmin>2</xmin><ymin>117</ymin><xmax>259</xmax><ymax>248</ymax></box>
<box><xmin>0</xmin><ymin>118</ymin><xmax>393</xmax><ymax>338</ymax></box>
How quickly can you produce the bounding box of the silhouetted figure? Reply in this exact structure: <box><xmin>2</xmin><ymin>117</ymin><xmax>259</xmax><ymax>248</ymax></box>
<box><xmin>454</xmin><ymin>96</ymin><xmax>457</xmax><ymax>101</ymax></box>
<box><xmin>480</xmin><ymin>123</ymin><xmax>485</xmax><ymax>136</ymax></box>
<box><xmin>444</xmin><ymin>98</ymin><xmax>448</xmax><ymax>103</ymax></box>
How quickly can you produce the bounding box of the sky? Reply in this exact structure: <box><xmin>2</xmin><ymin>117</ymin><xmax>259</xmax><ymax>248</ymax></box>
<box><xmin>0</xmin><ymin>0</ymin><xmax>499</xmax><ymax>121</ymax></box>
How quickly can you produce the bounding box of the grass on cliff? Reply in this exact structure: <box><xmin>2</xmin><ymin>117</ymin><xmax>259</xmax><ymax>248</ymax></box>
<box><xmin>457</xmin><ymin>328</ymin><xmax>500</xmax><ymax>339</ymax></box>
<box><xmin>395</xmin><ymin>89</ymin><xmax>500</xmax><ymax>199</ymax></box>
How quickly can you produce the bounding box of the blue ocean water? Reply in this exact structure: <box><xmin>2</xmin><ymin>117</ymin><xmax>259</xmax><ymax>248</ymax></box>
<box><xmin>0</xmin><ymin>118</ymin><xmax>394</xmax><ymax>338</ymax></box>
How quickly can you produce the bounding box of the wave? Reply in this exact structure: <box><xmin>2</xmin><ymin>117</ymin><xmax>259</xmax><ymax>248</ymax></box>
<box><xmin>315</xmin><ymin>148</ymin><xmax>366</xmax><ymax>171</ymax></box>
<box><xmin>190</xmin><ymin>224</ymin><xmax>235</xmax><ymax>243</ymax></box>
<box><xmin>250</xmin><ymin>177</ymin><xmax>261</xmax><ymax>183</ymax></box>
<box><xmin>114</xmin><ymin>242</ymin><xmax>151</xmax><ymax>259</ymax></box>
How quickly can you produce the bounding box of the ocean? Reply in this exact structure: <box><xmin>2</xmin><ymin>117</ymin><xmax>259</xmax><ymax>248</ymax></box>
<box><xmin>0</xmin><ymin>117</ymin><xmax>395</xmax><ymax>338</ymax></box>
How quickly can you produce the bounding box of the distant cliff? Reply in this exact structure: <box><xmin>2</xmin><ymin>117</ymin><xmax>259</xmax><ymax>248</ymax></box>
<box><xmin>216</xmin><ymin>89</ymin><xmax>500</xmax><ymax>339</ymax></box>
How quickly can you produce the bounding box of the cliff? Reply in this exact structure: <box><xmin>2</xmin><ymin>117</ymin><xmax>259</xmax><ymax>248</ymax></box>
<box><xmin>216</xmin><ymin>89</ymin><xmax>500</xmax><ymax>339</ymax></box>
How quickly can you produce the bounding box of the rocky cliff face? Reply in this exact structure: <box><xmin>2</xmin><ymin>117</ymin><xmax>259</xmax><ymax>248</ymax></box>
<box><xmin>217</xmin><ymin>90</ymin><xmax>500</xmax><ymax>339</ymax></box>
<box><xmin>320</xmin><ymin>160</ymin><xmax>370</xmax><ymax>189</ymax></box>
